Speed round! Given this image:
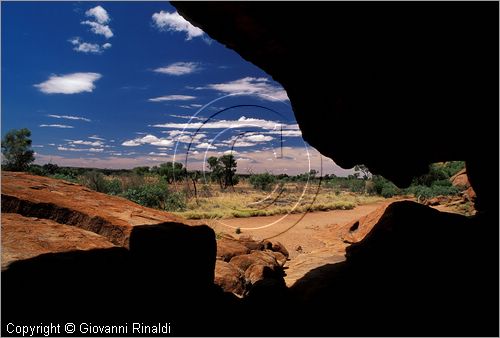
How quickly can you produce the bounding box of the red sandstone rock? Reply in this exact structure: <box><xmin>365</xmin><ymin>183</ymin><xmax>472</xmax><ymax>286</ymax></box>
<box><xmin>214</xmin><ymin>260</ymin><xmax>246</xmax><ymax>296</ymax></box>
<box><xmin>450</xmin><ymin>169</ymin><xmax>470</xmax><ymax>188</ymax></box>
<box><xmin>216</xmin><ymin>238</ymin><xmax>251</xmax><ymax>261</ymax></box>
<box><xmin>1</xmin><ymin>172</ymin><xmax>190</xmax><ymax>246</ymax></box>
<box><xmin>1</xmin><ymin>213</ymin><xmax>115</xmax><ymax>270</ymax></box>
<box><xmin>229</xmin><ymin>250</ymin><xmax>280</xmax><ymax>272</ymax></box>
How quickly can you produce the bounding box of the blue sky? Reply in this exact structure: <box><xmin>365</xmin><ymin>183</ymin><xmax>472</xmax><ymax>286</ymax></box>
<box><xmin>2</xmin><ymin>2</ymin><xmax>354</xmax><ymax>176</ymax></box>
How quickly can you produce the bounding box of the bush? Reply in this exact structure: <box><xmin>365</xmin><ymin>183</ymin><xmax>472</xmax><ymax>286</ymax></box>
<box><xmin>122</xmin><ymin>184</ymin><xmax>168</xmax><ymax>209</ymax></box>
<box><xmin>120</xmin><ymin>174</ymin><xmax>145</xmax><ymax>191</ymax></box>
<box><xmin>406</xmin><ymin>184</ymin><xmax>460</xmax><ymax>200</ymax></box>
<box><xmin>381</xmin><ymin>185</ymin><xmax>398</xmax><ymax>198</ymax></box>
<box><xmin>164</xmin><ymin>191</ymin><xmax>187</xmax><ymax>211</ymax></box>
<box><xmin>440</xmin><ymin>161</ymin><xmax>465</xmax><ymax>177</ymax></box>
<box><xmin>121</xmin><ymin>183</ymin><xmax>186</xmax><ymax>211</ymax></box>
<box><xmin>28</xmin><ymin>164</ymin><xmax>45</xmax><ymax>176</ymax></box>
<box><xmin>104</xmin><ymin>179</ymin><xmax>122</xmax><ymax>195</ymax></box>
<box><xmin>371</xmin><ymin>175</ymin><xmax>399</xmax><ymax>196</ymax></box>
<box><xmin>79</xmin><ymin>170</ymin><xmax>108</xmax><ymax>193</ymax></box>
<box><xmin>249</xmin><ymin>172</ymin><xmax>276</xmax><ymax>191</ymax></box>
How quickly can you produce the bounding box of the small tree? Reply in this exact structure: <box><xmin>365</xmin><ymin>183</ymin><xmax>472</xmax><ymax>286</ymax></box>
<box><xmin>1</xmin><ymin>128</ymin><xmax>35</xmax><ymax>171</ymax></box>
<box><xmin>220</xmin><ymin>154</ymin><xmax>238</xmax><ymax>188</ymax></box>
<box><xmin>207</xmin><ymin>155</ymin><xmax>238</xmax><ymax>189</ymax></box>
<box><xmin>159</xmin><ymin>162</ymin><xmax>186</xmax><ymax>183</ymax></box>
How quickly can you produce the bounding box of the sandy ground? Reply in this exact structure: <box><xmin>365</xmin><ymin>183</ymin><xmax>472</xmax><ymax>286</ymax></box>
<box><xmin>205</xmin><ymin>199</ymin><xmax>395</xmax><ymax>259</ymax></box>
<box><xmin>205</xmin><ymin>199</ymin><xmax>403</xmax><ymax>286</ymax></box>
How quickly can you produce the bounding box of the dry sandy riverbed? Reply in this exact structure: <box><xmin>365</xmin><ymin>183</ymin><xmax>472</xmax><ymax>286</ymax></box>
<box><xmin>205</xmin><ymin>199</ymin><xmax>398</xmax><ymax>259</ymax></box>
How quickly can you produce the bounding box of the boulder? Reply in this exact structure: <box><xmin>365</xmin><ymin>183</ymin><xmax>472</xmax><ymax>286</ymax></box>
<box><xmin>265</xmin><ymin>250</ymin><xmax>287</xmax><ymax>267</ymax></box>
<box><xmin>216</xmin><ymin>238</ymin><xmax>251</xmax><ymax>261</ymax></box>
<box><xmin>229</xmin><ymin>250</ymin><xmax>280</xmax><ymax>272</ymax></box>
<box><xmin>237</xmin><ymin>235</ymin><xmax>265</xmax><ymax>251</ymax></box>
<box><xmin>450</xmin><ymin>169</ymin><xmax>470</xmax><ymax>188</ymax></box>
<box><xmin>271</xmin><ymin>241</ymin><xmax>289</xmax><ymax>258</ymax></box>
<box><xmin>463</xmin><ymin>186</ymin><xmax>477</xmax><ymax>201</ymax></box>
<box><xmin>244</xmin><ymin>263</ymin><xmax>278</xmax><ymax>285</ymax></box>
<box><xmin>214</xmin><ymin>260</ymin><xmax>246</xmax><ymax>296</ymax></box>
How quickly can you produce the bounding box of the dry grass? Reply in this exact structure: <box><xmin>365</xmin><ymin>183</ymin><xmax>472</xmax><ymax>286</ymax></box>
<box><xmin>173</xmin><ymin>182</ymin><xmax>384</xmax><ymax>219</ymax></box>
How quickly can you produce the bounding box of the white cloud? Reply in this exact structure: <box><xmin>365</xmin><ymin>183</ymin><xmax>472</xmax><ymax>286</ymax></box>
<box><xmin>243</xmin><ymin>134</ymin><xmax>273</xmax><ymax>142</ymax></box>
<box><xmin>122</xmin><ymin>140</ymin><xmax>141</xmax><ymax>147</ymax></box>
<box><xmin>267</xmin><ymin>129</ymin><xmax>303</xmax><ymax>137</ymax></box>
<box><xmin>48</xmin><ymin>114</ymin><xmax>91</xmax><ymax>122</ymax></box>
<box><xmin>39</xmin><ymin>124</ymin><xmax>74</xmax><ymax>128</ymax></box>
<box><xmin>154</xmin><ymin>62</ymin><xmax>200</xmax><ymax>75</ymax></box>
<box><xmin>89</xmin><ymin>135</ymin><xmax>105</xmax><ymax>140</ymax></box>
<box><xmin>152</xmin><ymin>116</ymin><xmax>299</xmax><ymax>131</ymax></box>
<box><xmin>148</xmin><ymin>95</ymin><xmax>196</xmax><ymax>102</ymax></box>
<box><xmin>195</xmin><ymin>142</ymin><xmax>217</xmax><ymax>150</ymax></box>
<box><xmin>201</xmin><ymin>77</ymin><xmax>289</xmax><ymax>102</ymax></box>
<box><xmin>69</xmin><ymin>38</ymin><xmax>105</xmax><ymax>54</ymax></box>
<box><xmin>81</xmin><ymin>21</ymin><xmax>113</xmax><ymax>39</ymax></box>
<box><xmin>69</xmin><ymin>38</ymin><xmax>112</xmax><ymax>53</ymax></box>
<box><xmin>69</xmin><ymin>140</ymin><xmax>103</xmax><ymax>147</ymax></box>
<box><xmin>151</xmin><ymin>139</ymin><xmax>174</xmax><ymax>147</ymax></box>
<box><xmin>57</xmin><ymin>146</ymin><xmax>103</xmax><ymax>152</ymax></box>
<box><xmin>219</xmin><ymin>133</ymin><xmax>273</xmax><ymax>148</ymax></box>
<box><xmin>161</xmin><ymin>130</ymin><xmax>206</xmax><ymax>144</ymax></box>
<box><xmin>152</xmin><ymin>10</ymin><xmax>204</xmax><ymax>40</ymax></box>
<box><xmin>169</xmin><ymin>114</ymin><xmax>206</xmax><ymax>120</ymax></box>
<box><xmin>230</xmin><ymin>141</ymin><xmax>256</xmax><ymax>148</ymax></box>
<box><xmin>85</xmin><ymin>6</ymin><xmax>110</xmax><ymax>24</ymax></box>
<box><xmin>148</xmin><ymin>152</ymin><xmax>168</xmax><ymax>156</ymax></box>
<box><xmin>35</xmin><ymin>72</ymin><xmax>102</xmax><ymax>94</ymax></box>
<box><xmin>121</xmin><ymin>134</ymin><xmax>174</xmax><ymax>147</ymax></box>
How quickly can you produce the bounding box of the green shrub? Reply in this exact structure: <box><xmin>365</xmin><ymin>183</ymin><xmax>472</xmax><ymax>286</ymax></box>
<box><xmin>164</xmin><ymin>191</ymin><xmax>187</xmax><ymax>211</ymax></box>
<box><xmin>381</xmin><ymin>185</ymin><xmax>398</xmax><ymax>198</ymax></box>
<box><xmin>28</xmin><ymin>164</ymin><xmax>45</xmax><ymax>176</ymax></box>
<box><xmin>104</xmin><ymin>179</ymin><xmax>122</xmax><ymax>195</ymax></box>
<box><xmin>327</xmin><ymin>177</ymin><xmax>365</xmax><ymax>193</ymax></box>
<box><xmin>249</xmin><ymin>172</ymin><xmax>276</xmax><ymax>191</ymax></box>
<box><xmin>121</xmin><ymin>184</ymin><xmax>186</xmax><ymax>211</ymax></box>
<box><xmin>122</xmin><ymin>184</ymin><xmax>168</xmax><ymax>209</ymax></box>
<box><xmin>440</xmin><ymin>161</ymin><xmax>465</xmax><ymax>177</ymax></box>
<box><xmin>406</xmin><ymin>184</ymin><xmax>460</xmax><ymax>200</ymax></box>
